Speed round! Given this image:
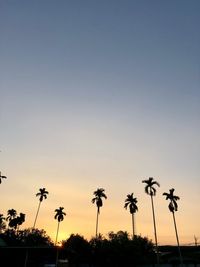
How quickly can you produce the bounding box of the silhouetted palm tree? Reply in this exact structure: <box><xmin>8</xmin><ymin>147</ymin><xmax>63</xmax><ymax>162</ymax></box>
<box><xmin>33</xmin><ymin>188</ymin><xmax>49</xmax><ymax>229</ymax></box>
<box><xmin>6</xmin><ymin>209</ymin><xmax>17</xmax><ymax>222</ymax></box>
<box><xmin>124</xmin><ymin>193</ymin><xmax>138</xmax><ymax>238</ymax></box>
<box><xmin>163</xmin><ymin>188</ymin><xmax>183</xmax><ymax>265</ymax></box>
<box><xmin>9</xmin><ymin>213</ymin><xmax>25</xmax><ymax>231</ymax></box>
<box><xmin>6</xmin><ymin>209</ymin><xmax>17</xmax><ymax>229</ymax></box>
<box><xmin>92</xmin><ymin>188</ymin><xmax>107</xmax><ymax>238</ymax></box>
<box><xmin>0</xmin><ymin>171</ymin><xmax>7</xmax><ymax>184</ymax></box>
<box><xmin>54</xmin><ymin>207</ymin><xmax>66</xmax><ymax>245</ymax></box>
<box><xmin>17</xmin><ymin>213</ymin><xmax>25</xmax><ymax>226</ymax></box>
<box><xmin>142</xmin><ymin>177</ymin><xmax>160</xmax><ymax>264</ymax></box>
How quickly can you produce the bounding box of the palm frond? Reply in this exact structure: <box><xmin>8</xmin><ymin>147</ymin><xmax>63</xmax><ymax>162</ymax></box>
<box><xmin>163</xmin><ymin>192</ymin><xmax>170</xmax><ymax>200</ymax></box>
<box><xmin>142</xmin><ymin>179</ymin><xmax>149</xmax><ymax>184</ymax></box>
<box><xmin>124</xmin><ymin>202</ymin><xmax>129</xmax><ymax>209</ymax></box>
<box><xmin>101</xmin><ymin>193</ymin><xmax>107</xmax><ymax>199</ymax></box>
<box><xmin>144</xmin><ymin>186</ymin><xmax>149</xmax><ymax>194</ymax></box>
<box><xmin>152</xmin><ymin>181</ymin><xmax>160</xmax><ymax>187</ymax></box>
<box><xmin>91</xmin><ymin>198</ymin><xmax>96</xmax><ymax>203</ymax></box>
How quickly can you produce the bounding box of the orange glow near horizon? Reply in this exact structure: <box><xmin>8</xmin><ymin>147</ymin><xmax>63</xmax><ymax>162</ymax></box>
<box><xmin>0</xmin><ymin>166</ymin><xmax>199</xmax><ymax>246</ymax></box>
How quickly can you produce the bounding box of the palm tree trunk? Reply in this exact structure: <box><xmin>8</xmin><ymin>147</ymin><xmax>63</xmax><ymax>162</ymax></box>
<box><xmin>55</xmin><ymin>221</ymin><xmax>60</xmax><ymax>246</ymax></box>
<box><xmin>55</xmin><ymin>221</ymin><xmax>61</xmax><ymax>267</ymax></box>
<box><xmin>172</xmin><ymin>211</ymin><xmax>183</xmax><ymax>266</ymax></box>
<box><xmin>150</xmin><ymin>195</ymin><xmax>159</xmax><ymax>265</ymax></box>
<box><xmin>132</xmin><ymin>213</ymin><xmax>135</xmax><ymax>238</ymax></box>
<box><xmin>55</xmin><ymin>247</ymin><xmax>59</xmax><ymax>267</ymax></box>
<box><xmin>33</xmin><ymin>201</ymin><xmax>41</xmax><ymax>229</ymax></box>
<box><xmin>95</xmin><ymin>208</ymin><xmax>99</xmax><ymax>238</ymax></box>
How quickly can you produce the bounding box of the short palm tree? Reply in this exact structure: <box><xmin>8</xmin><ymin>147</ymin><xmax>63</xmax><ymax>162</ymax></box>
<box><xmin>163</xmin><ymin>188</ymin><xmax>183</xmax><ymax>265</ymax></box>
<box><xmin>54</xmin><ymin>207</ymin><xmax>66</xmax><ymax>245</ymax></box>
<box><xmin>6</xmin><ymin>209</ymin><xmax>17</xmax><ymax>228</ymax></box>
<box><xmin>9</xmin><ymin>212</ymin><xmax>25</xmax><ymax>231</ymax></box>
<box><xmin>6</xmin><ymin>209</ymin><xmax>17</xmax><ymax>221</ymax></box>
<box><xmin>0</xmin><ymin>171</ymin><xmax>7</xmax><ymax>184</ymax></box>
<box><xmin>33</xmin><ymin>188</ymin><xmax>49</xmax><ymax>229</ymax></box>
<box><xmin>142</xmin><ymin>177</ymin><xmax>160</xmax><ymax>264</ymax></box>
<box><xmin>124</xmin><ymin>193</ymin><xmax>138</xmax><ymax>238</ymax></box>
<box><xmin>92</xmin><ymin>188</ymin><xmax>107</xmax><ymax>238</ymax></box>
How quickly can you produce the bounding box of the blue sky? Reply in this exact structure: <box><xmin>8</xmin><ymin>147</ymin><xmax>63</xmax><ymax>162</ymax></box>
<box><xmin>0</xmin><ymin>0</ymin><xmax>200</xmax><ymax>244</ymax></box>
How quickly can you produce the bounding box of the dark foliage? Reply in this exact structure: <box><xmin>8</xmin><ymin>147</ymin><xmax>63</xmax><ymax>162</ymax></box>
<box><xmin>90</xmin><ymin>231</ymin><xmax>155</xmax><ymax>266</ymax></box>
<box><xmin>61</xmin><ymin>231</ymin><xmax>155</xmax><ymax>266</ymax></box>
<box><xmin>0</xmin><ymin>229</ymin><xmax>54</xmax><ymax>267</ymax></box>
<box><xmin>0</xmin><ymin>228</ymin><xmax>53</xmax><ymax>247</ymax></box>
<box><xmin>9</xmin><ymin>212</ymin><xmax>25</xmax><ymax>230</ymax></box>
<box><xmin>62</xmin><ymin>234</ymin><xmax>92</xmax><ymax>264</ymax></box>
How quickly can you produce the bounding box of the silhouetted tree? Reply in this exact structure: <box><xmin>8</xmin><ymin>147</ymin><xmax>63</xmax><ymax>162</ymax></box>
<box><xmin>54</xmin><ymin>207</ymin><xmax>66</xmax><ymax>267</ymax></box>
<box><xmin>9</xmin><ymin>213</ymin><xmax>25</xmax><ymax>231</ymax></box>
<box><xmin>90</xmin><ymin>231</ymin><xmax>155</xmax><ymax>266</ymax></box>
<box><xmin>0</xmin><ymin>171</ymin><xmax>7</xmax><ymax>184</ymax></box>
<box><xmin>6</xmin><ymin>209</ymin><xmax>17</xmax><ymax>228</ymax></box>
<box><xmin>163</xmin><ymin>188</ymin><xmax>183</xmax><ymax>265</ymax></box>
<box><xmin>33</xmin><ymin>188</ymin><xmax>49</xmax><ymax>229</ymax></box>
<box><xmin>54</xmin><ymin>207</ymin><xmax>66</xmax><ymax>245</ymax></box>
<box><xmin>0</xmin><ymin>228</ymin><xmax>53</xmax><ymax>267</ymax></box>
<box><xmin>63</xmin><ymin>234</ymin><xmax>91</xmax><ymax>265</ymax></box>
<box><xmin>124</xmin><ymin>193</ymin><xmax>138</xmax><ymax>238</ymax></box>
<box><xmin>92</xmin><ymin>188</ymin><xmax>107</xmax><ymax>238</ymax></box>
<box><xmin>17</xmin><ymin>228</ymin><xmax>53</xmax><ymax>246</ymax></box>
<box><xmin>0</xmin><ymin>213</ymin><xmax>6</xmax><ymax>233</ymax></box>
<box><xmin>142</xmin><ymin>177</ymin><xmax>160</xmax><ymax>264</ymax></box>
<box><xmin>0</xmin><ymin>229</ymin><xmax>20</xmax><ymax>246</ymax></box>
<box><xmin>108</xmin><ymin>230</ymin><xmax>130</xmax><ymax>244</ymax></box>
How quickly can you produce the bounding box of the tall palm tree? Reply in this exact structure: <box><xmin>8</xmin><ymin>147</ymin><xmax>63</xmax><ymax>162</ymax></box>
<box><xmin>33</xmin><ymin>188</ymin><xmax>49</xmax><ymax>229</ymax></box>
<box><xmin>54</xmin><ymin>207</ymin><xmax>66</xmax><ymax>245</ymax></box>
<box><xmin>163</xmin><ymin>188</ymin><xmax>183</xmax><ymax>265</ymax></box>
<box><xmin>142</xmin><ymin>177</ymin><xmax>160</xmax><ymax>264</ymax></box>
<box><xmin>0</xmin><ymin>171</ymin><xmax>7</xmax><ymax>184</ymax></box>
<box><xmin>92</xmin><ymin>188</ymin><xmax>107</xmax><ymax>238</ymax></box>
<box><xmin>124</xmin><ymin>193</ymin><xmax>138</xmax><ymax>238</ymax></box>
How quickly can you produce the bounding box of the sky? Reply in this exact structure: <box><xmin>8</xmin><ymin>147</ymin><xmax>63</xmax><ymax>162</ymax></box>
<box><xmin>0</xmin><ymin>0</ymin><xmax>200</xmax><ymax>245</ymax></box>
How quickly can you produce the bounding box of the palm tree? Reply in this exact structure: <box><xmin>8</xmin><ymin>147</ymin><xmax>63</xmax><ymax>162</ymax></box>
<box><xmin>9</xmin><ymin>212</ymin><xmax>25</xmax><ymax>231</ymax></box>
<box><xmin>17</xmin><ymin>213</ymin><xmax>26</xmax><ymax>230</ymax></box>
<box><xmin>33</xmin><ymin>188</ymin><xmax>49</xmax><ymax>229</ymax></box>
<box><xmin>92</xmin><ymin>188</ymin><xmax>107</xmax><ymax>238</ymax></box>
<box><xmin>124</xmin><ymin>193</ymin><xmax>138</xmax><ymax>238</ymax></box>
<box><xmin>6</xmin><ymin>209</ymin><xmax>17</xmax><ymax>222</ymax></box>
<box><xmin>163</xmin><ymin>188</ymin><xmax>183</xmax><ymax>265</ymax></box>
<box><xmin>54</xmin><ymin>207</ymin><xmax>66</xmax><ymax>245</ymax></box>
<box><xmin>6</xmin><ymin>209</ymin><xmax>17</xmax><ymax>229</ymax></box>
<box><xmin>142</xmin><ymin>177</ymin><xmax>160</xmax><ymax>264</ymax></box>
<box><xmin>0</xmin><ymin>171</ymin><xmax>7</xmax><ymax>184</ymax></box>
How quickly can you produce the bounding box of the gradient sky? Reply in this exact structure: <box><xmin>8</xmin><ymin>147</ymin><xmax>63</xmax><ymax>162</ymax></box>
<box><xmin>0</xmin><ymin>0</ymin><xmax>200</xmax><ymax>245</ymax></box>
